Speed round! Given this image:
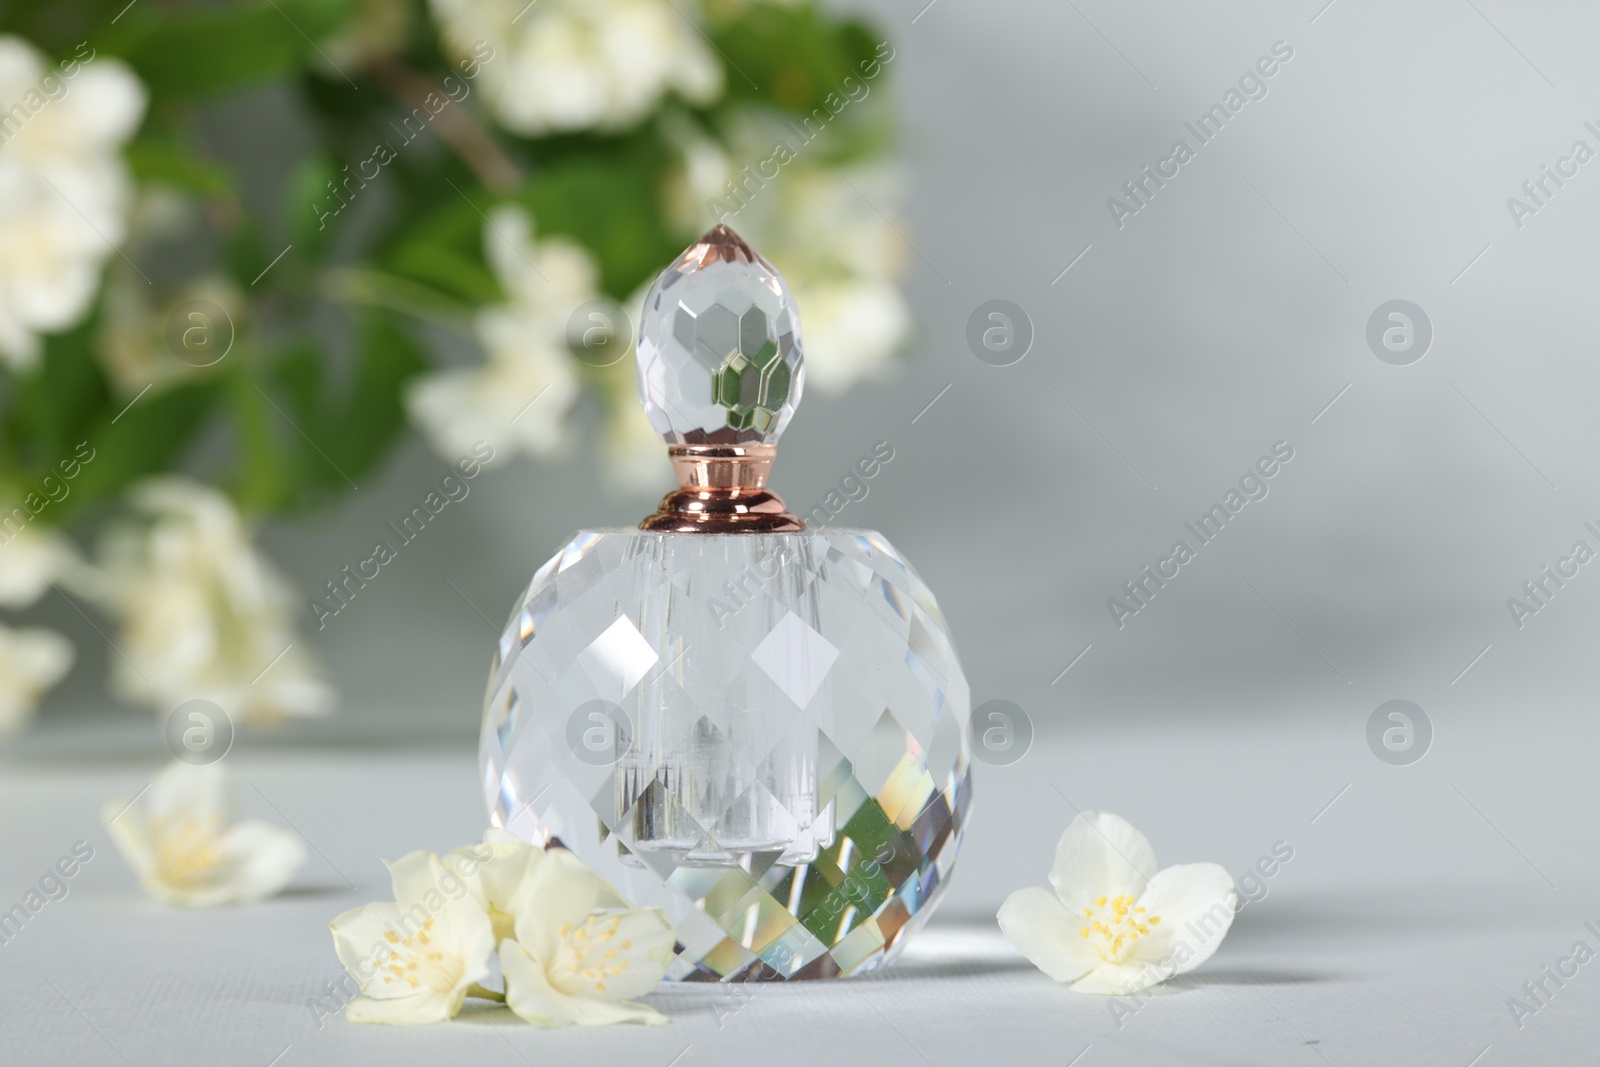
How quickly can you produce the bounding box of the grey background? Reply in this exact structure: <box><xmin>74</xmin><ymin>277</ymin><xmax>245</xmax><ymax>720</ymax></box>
<box><xmin>7</xmin><ymin>2</ymin><xmax>1600</xmax><ymax>1064</ymax></box>
<box><xmin>19</xmin><ymin>0</ymin><xmax>1600</xmax><ymax>746</ymax></box>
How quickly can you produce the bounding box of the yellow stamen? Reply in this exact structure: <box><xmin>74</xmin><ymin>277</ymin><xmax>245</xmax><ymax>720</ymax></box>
<box><xmin>1076</xmin><ymin>892</ymin><xmax>1163</xmax><ymax>963</ymax></box>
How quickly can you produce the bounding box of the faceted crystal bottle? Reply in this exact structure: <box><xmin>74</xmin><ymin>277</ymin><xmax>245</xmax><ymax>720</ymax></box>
<box><xmin>481</xmin><ymin>226</ymin><xmax>971</xmax><ymax>980</ymax></box>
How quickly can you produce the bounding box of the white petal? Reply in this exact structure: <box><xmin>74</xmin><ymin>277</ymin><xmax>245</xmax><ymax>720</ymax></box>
<box><xmin>385</xmin><ymin>851</ymin><xmax>497</xmax><ymax>976</ymax></box>
<box><xmin>0</xmin><ymin>624</ymin><xmax>73</xmax><ymax>731</ymax></box>
<box><xmin>0</xmin><ymin>37</ymin><xmax>44</xmax><ymax>86</ymax></box>
<box><xmin>483</xmin><ymin>203</ymin><xmax>536</xmax><ymax>297</ymax></box>
<box><xmin>59</xmin><ymin>60</ymin><xmax>147</xmax><ymax>149</ymax></box>
<box><xmin>345</xmin><ymin>990</ymin><xmax>460</xmax><ymax>1026</ymax></box>
<box><xmin>386</xmin><ymin>850</ymin><xmax>444</xmax><ymax>905</ymax></box>
<box><xmin>1048</xmin><ymin>811</ymin><xmax>1158</xmax><ymax>912</ymax></box>
<box><xmin>0</xmin><ymin>527</ymin><xmax>76</xmax><ymax>608</ymax></box>
<box><xmin>145</xmin><ymin>761</ymin><xmax>231</xmax><ymax>824</ymax></box>
<box><xmin>501</xmin><ymin>939</ymin><xmax>666</xmax><ymax>1028</ymax></box>
<box><xmin>452</xmin><ymin>829</ymin><xmax>539</xmax><ymax>910</ymax></box>
<box><xmin>101</xmin><ymin>796</ymin><xmax>156</xmax><ymax>882</ymax></box>
<box><xmin>510</xmin><ymin>848</ymin><xmax>627</xmax><ymax>964</ymax></box>
<box><xmin>0</xmin><ymin>304</ymin><xmax>40</xmax><ymax>368</ymax></box>
<box><xmin>996</xmin><ymin>886</ymin><xmax>1098</xmax><ymax>984</ymax></box>
<box><xmin>447</xmin><ymin>830</ymin><xmax>540</xmax><ymax>942</ymax></box>
<box><xmin>500</xmin><ymin>938</ymin><xmax>578</xmax><ymax>1027</ymax></box>
<box><xmin>1124</xmin><ymin>862</ymin><xmax>1238</xmax><ymax>978</ymax></box>
<box><xmin>218</xmin><ymin>819</ymin><xmax>306</xmax><ymax>902</ymax></box>
<box><xmin>547</xmin><ymin>906</ymin><xmax>675</xmax><ymax>1001</ymax></box>
<box><xmin>330</xmin><ymin>901</ymin><xmax>407</xmax><ymax>995</ymax></box>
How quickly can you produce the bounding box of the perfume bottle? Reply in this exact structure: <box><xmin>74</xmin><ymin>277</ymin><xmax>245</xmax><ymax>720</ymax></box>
<box><xmin>481</xmin><ymin>226</ymin><xmax>971</xmax><ymax>980</ymax></box>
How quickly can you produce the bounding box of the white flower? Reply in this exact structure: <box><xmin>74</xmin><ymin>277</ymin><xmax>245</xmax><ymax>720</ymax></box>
<box><xmin>0</xmin><ymin>36</ymin><xmax>145</xmax><ymax>369</ymax></box>
<box><xmin>593</xmin><ymin>339</ymin><xmax>670</xmax><ymax>494</ymax></box>
<box><xmin>603</xmin><ymin>393</ymin><xmax>671</xmax><ymax>494</ymax></box>
<box><xmin>101</xmin><ymin>761</ymin><xmax>307</xmax><ymax>907</ymax></box>
<box><xmin>331</xmin><ymin>851</ymin><xmax>497</xmax><ymax>1025</ymax></box>
<box><xmin>0</xmin><ymin>520</ymin><xmax>95</xmax><ymax>608</ymax></box>
<box><xmin>446</xmin><ymin>827</ymin><xmax>540</xmax><ymax>943</ymax></box>
<box><xmin>408</xmin><ymin>205</ymin><xmax>588</xmax><ymax>462</ymax></box>
<box><xmin>429</xmin><ymin>0</ymin><xmax>721</xmax><ymax>135</ymax></box>
<box><xmin>740</xmin><ymin>161</ymin><xmax>910</xmax><ymax>393</ymax></box>
<box><xmin>0</xmin><ymin>623</ymin><xmax>72</xmax><ymax>733</ymax></box>
<box><xmin>998</xmin><ymin>811</ymin><xmax>1237</xmax><ymax>995</ymax></box>
<box><xmin>500</xmin><ymin>847</ymin><xmax>674</xmax><ymax>1027</ymax></box>
<box><xmin>100</xmin><ymin>273</ymin><xmax>244</xmax><ymax>395</ymax></box>
<box><xmin>100</xmin><ymin>478</ymin><xmax>333</xmax><ymax>724</ymax></box>
<box><xmin>790</xmin><ymin>272</ymin><xmax>909</xmax><ymax>393</ymax></box>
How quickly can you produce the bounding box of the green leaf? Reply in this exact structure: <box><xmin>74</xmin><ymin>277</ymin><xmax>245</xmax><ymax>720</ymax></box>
<box><xmin>60</xmin><ymin>380</ymin><xmax>222</xmax><ymax>518</ymax></box>
<box><xmin>125</xmin><ymin>138</ymin><xmax>234</xmax><ymax>197</ymax></box>
<box><xmin>240</xmin><ymin>317</ymin><xmax>430</xmax><ymax>513</ymax></box>
<box><xmin>226</xmin><ymin>366</ymin><xmax>297</xmax><ymax>514</ymax></box>
<box><xmin>286</xmin><ymin>155</ymin><xmax>341</xmax><ymax>262</ymax></box>
<box><xmin>113</xmin><ymin>0</ymin><xmax>359</xmax><ymax>99</ymax></box>
<box><xmin>222</xmin><ymin>222</ymin><xmax>274</xmax><ymax>293</ymax></box>
<box><xmin>265</xmin><ymin>342</ymin><xmax>339</xmax><ymax>500</ymax></box>
<box><xmin>329</xmin><ymin>314</ymin><xmax>429</xmax><ymax>482</ymax></box>
<box><xmin>710</xmin><ymin>8</ymin><xmax>884</xmax><ymax>116</ymax></box>
<box><xmin>513</xmin><ymin>135</ymin><xmax>681</xmax><ymax>298</ymax></box>
<box><xmin>5</xmin><ymin>313</ymin><xmax>110</xmax><ymax>471</ymax></box>
<box><xmin>380</xmin><ymin>194</ymin><xmax>503</xmax><ymax>305</ymax></box>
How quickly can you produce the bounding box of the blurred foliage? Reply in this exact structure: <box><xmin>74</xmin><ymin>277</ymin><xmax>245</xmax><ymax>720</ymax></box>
<box><xmin>0</xmin><ymin>0</ymin><xmax>893</xmax><ymax>521</ymax></box>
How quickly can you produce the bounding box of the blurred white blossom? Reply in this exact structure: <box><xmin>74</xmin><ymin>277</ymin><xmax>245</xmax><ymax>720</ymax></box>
<box><xmin>428</xmin><ymin>0</ymin><xmax>721</xmax><ymax>135</ymax></box>
<box><xmin>668</xmin><ymin>115</ymin><xmax>911</xmax><ymax>393</ymax></box>
<box><xmin>0</xmin><ymin>36</ymin><xmax>145</xmax><ymax>369</ymax></box>
<box><xmin>101</xmin><ymin>273</ymin><xmax>244</xmax><ymax>395</ymax></box>
<box><xmin>0</xmin><ymin>623</ymin><xmax>72</xmax><ymax>733</ymax></box>
<box><xmin>0</xmin><ymin>520</ymin><xmax>95</xmax><ymax>608</ymax></box>
<box><xmin>598</xmin><ymin>348</ymin><xmax>670</xmax><ymax>495</ymax></box>
<box><xmin>102</xmin><ymin>761</ymin><xmax>307</xmax><ymax>907</ymax></box>
<box><xmin>0</xmin><ymin>509</ymin><xmax>97</xmax><ymax>732</ymax></box>
<box><xmin>408</xmin><ymin>205</ymin><xmax>590</xmax><ymax>462</ymax></box>
<box><xmin>100</xmin><ymin>478</ymin><xmax>333</xmax><ymax>724</ymax></box>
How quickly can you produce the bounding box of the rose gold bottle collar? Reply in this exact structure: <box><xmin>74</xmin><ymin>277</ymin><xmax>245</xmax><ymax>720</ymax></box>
<box><xmin>639</xmin><ymin>445</ymin><xmax>804</xmax><ymax>533</ymax></box>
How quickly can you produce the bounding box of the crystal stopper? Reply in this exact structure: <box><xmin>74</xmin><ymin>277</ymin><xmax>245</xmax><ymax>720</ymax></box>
<box><xmin>638</xmin><ymin>226</ymin><xmax>804</xmax><ymax>533</ymax></box>
<box><xmin>636</xmin><ymin>225</ymin><xmax>804</xmax><ymax>445</ymax></box>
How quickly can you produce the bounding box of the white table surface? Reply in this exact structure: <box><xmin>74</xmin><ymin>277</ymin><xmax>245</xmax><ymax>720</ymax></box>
<box><xmin>2</xmin><ymin>711</ymin><xmax>1594</xmax><ymax>1067</ymax></box>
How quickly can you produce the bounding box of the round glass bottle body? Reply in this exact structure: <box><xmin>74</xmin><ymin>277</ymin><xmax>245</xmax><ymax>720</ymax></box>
<box><xmin>481</xmin><ymin>528</ymin><xmax>971</xmax><ymax>980</ymax></box>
